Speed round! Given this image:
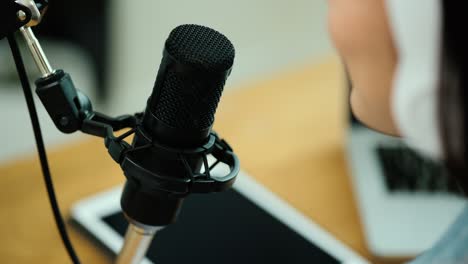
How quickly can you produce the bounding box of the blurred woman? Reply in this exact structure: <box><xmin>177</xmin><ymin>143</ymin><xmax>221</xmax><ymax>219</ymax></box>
<box><xmin>327</xmin><ymin>0</ymin><xmax>467</xmax><ymax>263</ymax></box>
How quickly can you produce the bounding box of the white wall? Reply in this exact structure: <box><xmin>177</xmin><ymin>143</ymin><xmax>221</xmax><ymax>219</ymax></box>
<box><xmin>106</xmin><ymin>0</ymin><xmax>332</xmax><ymax>115</ymax></box>
<box><xmin>0</xmin><ymin>1</ymin><xmax>332</xmax><ymax>162</ymax></box>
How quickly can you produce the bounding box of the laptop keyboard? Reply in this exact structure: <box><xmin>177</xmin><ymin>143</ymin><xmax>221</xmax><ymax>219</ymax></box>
<box><xmin>376</xmin><ymin>145</ymin><xmax>462</xmax><ymax>195</ymax></box>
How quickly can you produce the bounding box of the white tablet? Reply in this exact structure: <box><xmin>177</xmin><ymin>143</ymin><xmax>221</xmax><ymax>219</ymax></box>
<box><xmin>71</xmin><ymin>171</ymin><xmax>369</xmax><ymax>264</ymax></box>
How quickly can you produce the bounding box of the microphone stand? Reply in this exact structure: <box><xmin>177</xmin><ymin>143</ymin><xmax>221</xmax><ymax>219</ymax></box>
<box><xmin>116</xmin><ymin>222</ymin><xmax>162</xmax><ymax>264</ymax></box>
<box><xmin>16</xmin><ymin>24</ymin><xmax>240</xmax><ymax>264</ymax></box>
<box><xmin>16</xmin><ymin>26</ymin><xmax>160</xmax><ymax>264</ymax></box>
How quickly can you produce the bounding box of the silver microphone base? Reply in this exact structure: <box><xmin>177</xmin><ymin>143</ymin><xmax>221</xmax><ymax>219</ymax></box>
<box><xmin>115</xmin><ymin>221</ymin><xmax>163</xmax><ymax>264</ymax></box>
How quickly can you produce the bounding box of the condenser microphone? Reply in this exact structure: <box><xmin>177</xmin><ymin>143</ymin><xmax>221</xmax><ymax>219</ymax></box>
<box><xmin>119</xmin><ymin>24</ymin><xmax>237</xmax><ymax>228</ymax></box>
<box><xmin>115</xmin><ymin>24</ymin><xmax>238</xmax><ymax>264</ymax></box>
<box><xmin>144</xmin><ymin>24</ymin><xmax>235</xmax><ymax>148</ymax></box>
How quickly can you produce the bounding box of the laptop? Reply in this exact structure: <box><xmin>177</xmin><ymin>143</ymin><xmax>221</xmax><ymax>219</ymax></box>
<box><xmin>347</xmin><ymin>121</ymin><xmax>467</xmax><ymax>259</ymax></box>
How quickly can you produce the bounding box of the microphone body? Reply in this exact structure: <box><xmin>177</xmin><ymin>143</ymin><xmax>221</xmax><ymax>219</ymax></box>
<box><xmin>120</xmin><ymin>24</ymin><xmax>236</xmax><ymax>227</ymax></box>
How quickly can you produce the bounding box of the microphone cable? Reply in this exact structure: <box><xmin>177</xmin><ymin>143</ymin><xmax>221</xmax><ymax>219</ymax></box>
<box><xmin>7</xmin><ymin>33</ymin><xmax>81</xmax><ymax>264</ymax></box>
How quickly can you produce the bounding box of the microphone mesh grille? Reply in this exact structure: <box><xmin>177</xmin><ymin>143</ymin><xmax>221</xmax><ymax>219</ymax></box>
<box><xmin>165</xmin><ymin>24</ymin><xmax>235</xmax><ymax>72</ymax></box>
<box><xmin>155</xmin><ymin>71</ymin><xmax>226</xmax><ymax>129</ymax></box>
<box><xmin>153</xmin><ymin>25</ymin><xmax>234</xmax><ymax>130</ymax></box>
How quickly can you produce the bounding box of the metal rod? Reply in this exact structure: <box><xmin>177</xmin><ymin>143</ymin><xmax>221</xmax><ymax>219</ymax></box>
<box><xmin>19</xmin><ymin>26</ymin><xmax>54</xmax><ymax>77</ymax></box>
<box><xmin>115</xmin><ymin>223</ymin><xmax>161</xmax><ymax>264</ymax></box>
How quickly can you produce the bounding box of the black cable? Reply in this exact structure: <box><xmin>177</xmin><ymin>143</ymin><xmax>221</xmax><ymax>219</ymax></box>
<box><xmin>7</xmin><ymin>33</ymin><xmax>81</xmax><ymax>264</ymax></box>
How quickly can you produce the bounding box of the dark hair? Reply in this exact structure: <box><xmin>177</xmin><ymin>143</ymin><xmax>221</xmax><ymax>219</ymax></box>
<box><xmin>439</xmin><ymin>1</ymin><xmax>468</xmax><ymax>195</ymax></box>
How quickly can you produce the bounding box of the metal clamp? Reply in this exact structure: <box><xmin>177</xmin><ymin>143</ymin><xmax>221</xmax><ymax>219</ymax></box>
<box><xmin>15</xmin><ymin>0</ymin><xmax>42</xmax><ymax>26</ymax></box>
<box><xmin>0</xmin><ymin>1</ymin><xmax>31</xmax><ymax>40</ymax></box>
<box><xmin>1</xmin><ymin>0</ymin><xmax>49</xmax><ymax>40</ymax></box>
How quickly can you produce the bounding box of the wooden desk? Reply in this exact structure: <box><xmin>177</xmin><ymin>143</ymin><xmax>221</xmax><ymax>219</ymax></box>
<box><xmin>0</xmin><ymin>56</ymin><xmax>378</xmax><ymax>263</ymax></box>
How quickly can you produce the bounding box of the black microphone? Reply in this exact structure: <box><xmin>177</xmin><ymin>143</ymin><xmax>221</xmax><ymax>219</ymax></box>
<box><xmin>119</xmin><ymin>24</ymin><xmax>237</xmax><ymax>228</ymax></box>
<box><xmin>144</xmin><ymin>24</ymin><xmax>235</xmax><ymax>147</ymax></box>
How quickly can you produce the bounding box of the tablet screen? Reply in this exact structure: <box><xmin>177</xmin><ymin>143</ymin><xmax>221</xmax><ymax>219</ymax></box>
<box><xmin>102</xmin><ymin>189</ymin><xmax>341</xmax><ymax>263</ymax></box>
